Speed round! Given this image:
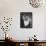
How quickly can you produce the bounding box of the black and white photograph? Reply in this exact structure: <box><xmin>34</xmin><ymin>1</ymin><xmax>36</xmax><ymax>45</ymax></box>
<box><xmin>20</xmin><ymin>12</ymin><xmax>32</xmax><ymax>28</ymax></box>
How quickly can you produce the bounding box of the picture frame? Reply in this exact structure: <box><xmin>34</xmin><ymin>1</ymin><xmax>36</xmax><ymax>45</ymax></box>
<box><xmin>20</xmin><ymin>12</ymin><xmax>32</xmax><ymax>28</ymax></box>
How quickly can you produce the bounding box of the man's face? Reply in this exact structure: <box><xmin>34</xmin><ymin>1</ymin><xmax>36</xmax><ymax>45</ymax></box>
<box><xmin>23</xmin><ymin>15</ymin><xmax>29</xmax><ymax>21</ymax></box>
<box><xmin>23</xmin><ymin>15</ymin><xmax>32</xmax><ymax>22</ymax></box>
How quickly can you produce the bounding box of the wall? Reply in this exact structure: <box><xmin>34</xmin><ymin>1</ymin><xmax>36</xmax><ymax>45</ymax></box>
<box><xmin>0</xmin><ymin>0</ymin><xmax>46</xmax><ymax>40</ymax></box>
